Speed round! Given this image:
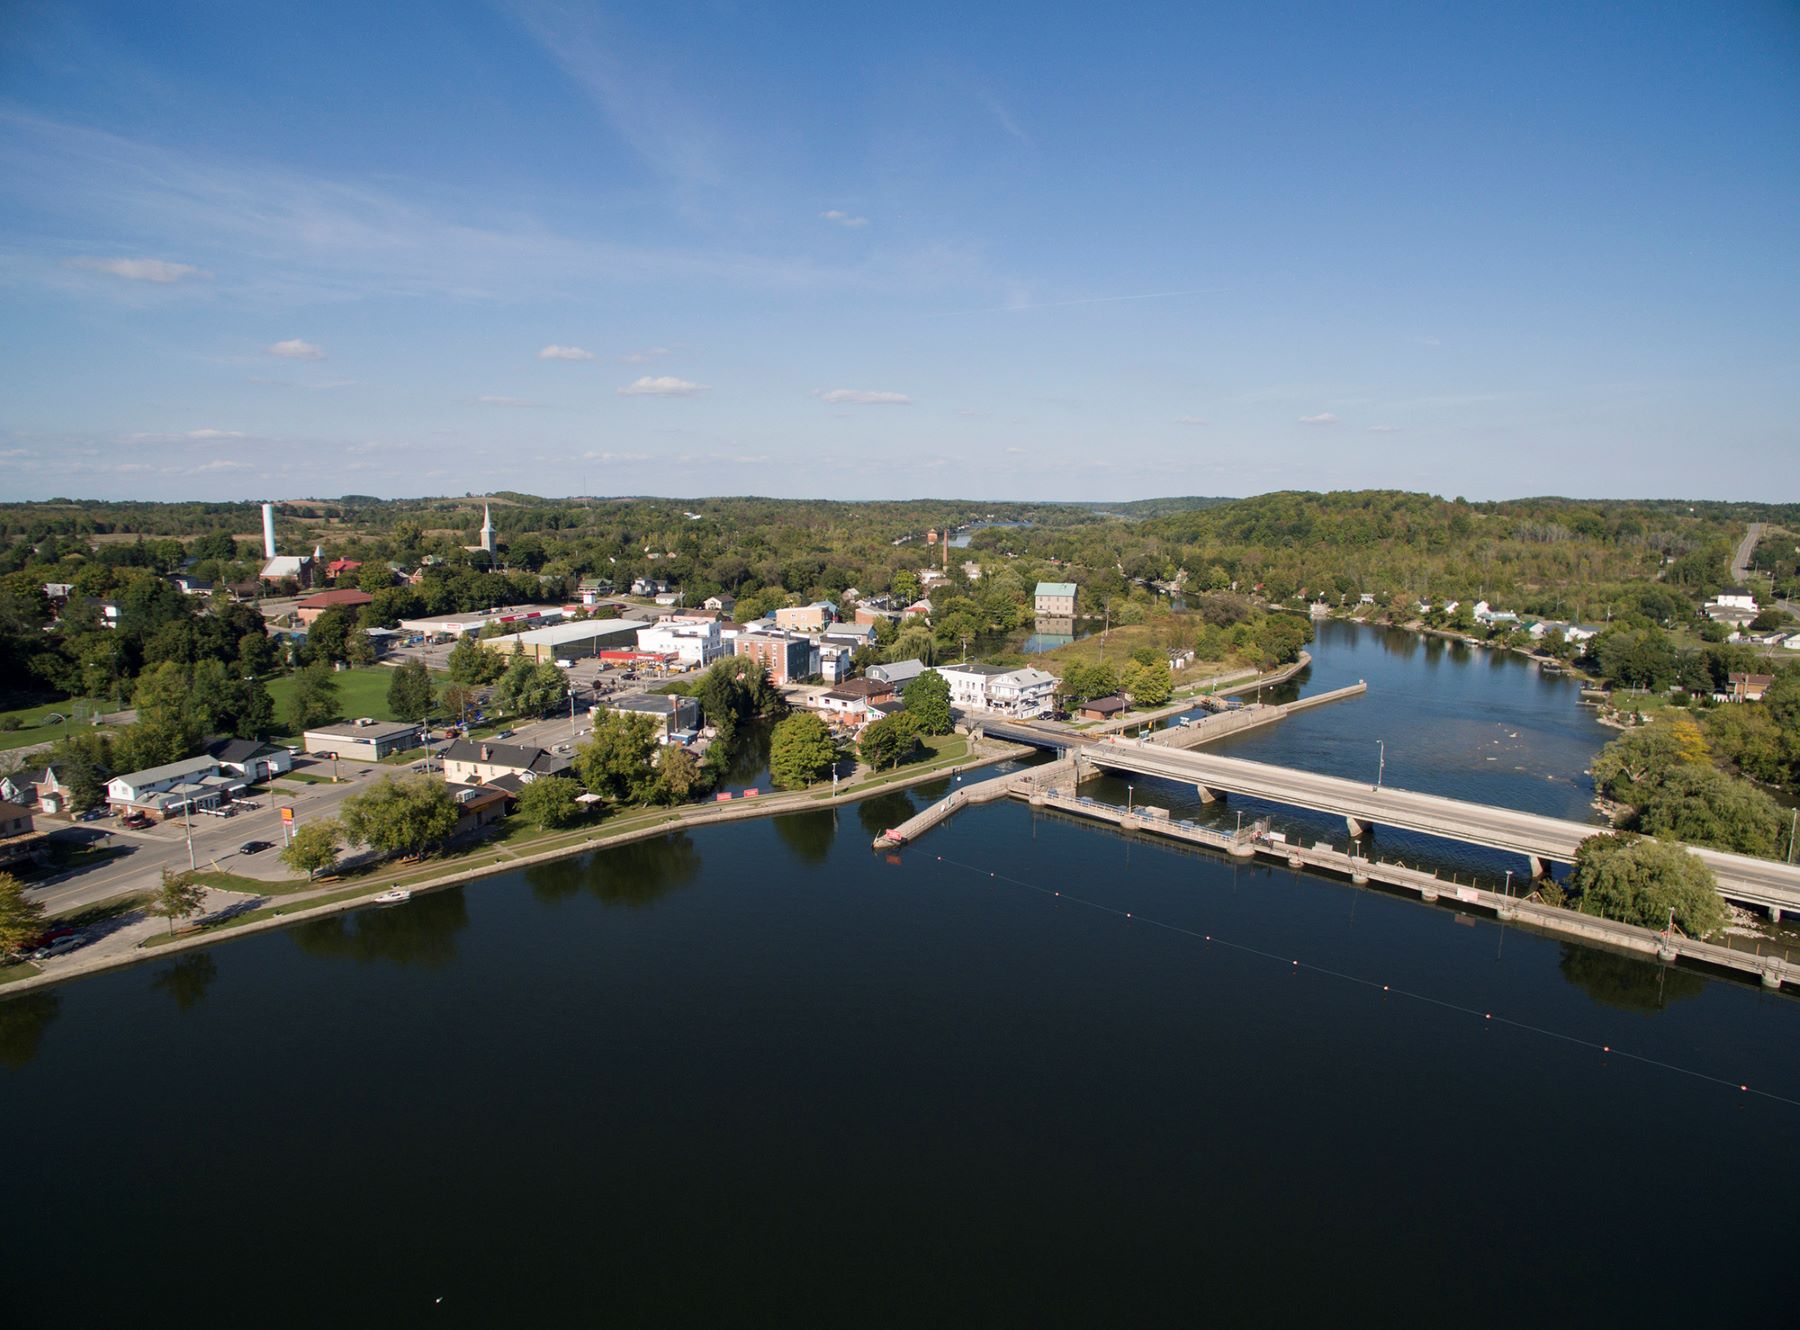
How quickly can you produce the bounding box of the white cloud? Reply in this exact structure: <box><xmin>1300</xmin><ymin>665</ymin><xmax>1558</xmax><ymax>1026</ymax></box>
<box><xmin>812</xmin><ymin>388</ymin><xmax>912</xmax><ymax>406</ymax></box>
<box><xmin>1174</xmin><ymin>415</ymin><xmax>1210</xmax><ymax>426</ymax></box>
<box><xmin>268</xmin><ymin>338</ymin><xmax>326</xmax><ymax>360</ymax></box>
<box><xmin>538</xmin><ymin>344</ymin><xmax>595</xmax><ymax>361</ymax></box>
<box><xmin>1367</xmin><ymin>424</ymin><xmax>1403</xmax><ymax>434</ymax></box>
<box><xmin>193</xmin><ymin>459</ymin><xmax>249</xmax><ymax>471</ymax></box>
<box><xmin>68</xmin><ymin>256</ymin><xmax>207</xmax><ymax>283</ymax></box>
<box><xmin>583</xmin><ymin>450</ymin><xmax>653</xmax><ymax>462</ymax></box>
<box><xmin>821</xmin><ymin>209</ymin><xmax>869</xmax><ymax>228</ymax></box>
<box><xmin>476</xmin><ymin>395</ymin><xmax>536</xmax><ymax>407</ymax></box>
<box><xmin>618</xmin><ymin>376</ymin><xmax>706</xmax><ymax>397</ymax></box>
<box><xmin>187</xmin><ymin>428</ymin><xmax>244</xmax><ymax>440</ymax></box>
<box><xmin>619</xmin><ymin>347</ymin><xmax>671</xmax><ymax>364</ymax></box>
<box><xmin>1298</xmin><ymin>412</ymin><xmax>1339</xmax><ymax>425</ymax></box>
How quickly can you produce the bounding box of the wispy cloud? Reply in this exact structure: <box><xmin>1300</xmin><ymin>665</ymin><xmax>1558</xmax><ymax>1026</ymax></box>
<box><xmin>187</xmin><ymin>428</ymin><xmax>244</xmax><ymax>440</ymax></box>
<box><xmin>1174</xmin><ymin>415</ymin><xmax>1210</xmax><ymax>426</ymax></box>
<box><xmin>538</xmin><ymin>344</ymin><xmax>594</xmax><ymax>361</ymax></box>
<box><xmin>618</xmin><ymin>376</ymin><xmax>706</xmax><ymax>397</ymax></box>
<box><xmin>1298</xmin><ymin>412</ymin><xmax>1339</xmax><ymax>425</ymax></box>
<box><xmin>932</xmin><ymin>286</ymin><xmax>1228</xmax><ymax>317</ymax></box>
<box><xmin>821</xmin><ymin>209</ymin><xmax>869</xmax><ymax>228</ymax></box>
<box><xmin>193</xmin><ymin>458</ymin><xmax>249</xmax><ymax>471</ymax></box>
<box><xmin>66</xmin><ymin>256</ymin><xmax>207</xmax><ymax>283</ymax></box>
<box><xmin>583</xmin><ymin>450</ymin><xmax>653</xmax><ymax>462</ymax></box>
<box><xmin>1367</xmin><ymin>424</ymin><xmax>1403</xmax><ymax>433</ymax></box>
<box><xmin>619</xmin><ymin>347</ymin><xmax>671</xmax><ymax>364</ymax></box>
<box><xmin>476</xmin><ymin>395</ymin><xmax>536</xmax><ymax>407</ymax></box>
<box><xmin>268</xmin><ymin>338</ymin><xmax>325</xmax><ymax>361</ymax></box>
<box><xmin>812</xmin><ymin>388</ymin><xmax>911</xmax><ymax>406</ymax></box>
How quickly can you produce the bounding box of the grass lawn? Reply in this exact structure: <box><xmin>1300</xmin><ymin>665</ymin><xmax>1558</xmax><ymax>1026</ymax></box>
<box><xmin>0</xmin><ymin>960</ymin><xmax>42</xmax><ymax>985</ymax></box>
<box><xmin>50</xmin><ymin>892</ymin><xmax>151</xmax><ymax>928</ymax></box>
<box><xmin>275</xmin><ymin>771</ymin><xmax>331</xmax><ymax>784</ymax></box>
<box><xmin>0</xmin><ymin>698</ymin><xmax>114</xmax><ymax>753</ymax></box>
<box><xmin>188</xmin><ymin>868</ymin><xmax>309</xmax><ymax>895</ymax></box>
<box><xmin>1037</xmin><ymin>623</ymin><xmax>1245</xmax><ymax>687</ymax></box>
<box><xmin>264</xmin><ymin>666</ymin><xmax>445</xmax><ymax>742</ymax></box>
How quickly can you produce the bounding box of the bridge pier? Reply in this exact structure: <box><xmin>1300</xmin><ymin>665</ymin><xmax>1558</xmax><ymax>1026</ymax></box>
<box><xmin>1196</xmin><ymin>784</ymin><xmax>1219</xmax><ymax>804</ymax></box>
<box><xmin>1763</xmin><ymin>966</ymin><xmax>1783</xmax><ymax>990</ymax></box>
<box><xmin>1770</xmin><ymin>904</ymin><xmax>1784</xmax><ymax>925</ymax></box>
<box><xmin>1527</xmin><ymin>855</ymin><xmax>1549</xmax><ymax>880</ymax></box>
<box><xmin>1345</xmin><ymin>815</ymin><xmax>1368</xmax><ymax>838</ymax></box>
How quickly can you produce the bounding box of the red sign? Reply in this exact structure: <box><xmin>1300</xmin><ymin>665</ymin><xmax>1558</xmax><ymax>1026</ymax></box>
<box><xmin>743</xmin><ymin>788</ymin><xmax>759</xmax><ymax>797</ymax></box>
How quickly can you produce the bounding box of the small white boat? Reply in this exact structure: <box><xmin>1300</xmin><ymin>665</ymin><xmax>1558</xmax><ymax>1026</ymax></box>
<box><xmin>373</xmin><ymin>887</ymin><xmax>413</xmax><ymax>905</ymax></box>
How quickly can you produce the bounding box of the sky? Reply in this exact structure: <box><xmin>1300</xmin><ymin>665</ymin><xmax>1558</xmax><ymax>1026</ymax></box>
<box><xmin>1</xmin><ymin>0</ymin><xmax>1796</xmax><ymax>504</ymax></box>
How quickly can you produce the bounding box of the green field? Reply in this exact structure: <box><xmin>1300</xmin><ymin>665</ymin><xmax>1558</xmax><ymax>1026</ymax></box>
<box><xmin>264</xmin><ymin>666</ymin><xmax>444</xmax><ymax>741</ymax></box>
<box><xmin>0</xmin><ymin>698</ymin><xmax>114</xmax><ymax>753</ymax></box>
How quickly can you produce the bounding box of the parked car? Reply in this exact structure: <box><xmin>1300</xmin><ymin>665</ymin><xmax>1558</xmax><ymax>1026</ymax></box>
<box><xmin>76</xmin><ymin>808</ymin><xmax>105</xmax><ymax>822</ymax></box>
<box><xmin>238</xmin><ymin>840</ymin><xmax>273</xmax><ymax>855</ymax></box>
<box><xmin>495</xmin><ymin>729</ymin><xmax>514</xmax><ymax>740</ymax></box>
<box><xmin>31</xmin><ymin>933</ymin><xmax>88</xmax><ymax>961</ymax></box>
<box><xmin>119</xmin><ymin>813</ymin><xmax>153</xmax><ymax>830</ymax></box>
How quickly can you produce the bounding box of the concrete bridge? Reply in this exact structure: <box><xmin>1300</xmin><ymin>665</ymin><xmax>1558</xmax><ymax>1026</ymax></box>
<box><xmin>1080</xmin><ymin>739</ymin><xmax>1800</xmax><ymax>918</ymax></box>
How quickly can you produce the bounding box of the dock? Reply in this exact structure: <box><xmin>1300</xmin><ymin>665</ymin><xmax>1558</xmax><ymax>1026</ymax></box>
<box><xmin>873</xmin><ymin>755</ymin><xmax>1076</xmax><ymax>849</ymax></box>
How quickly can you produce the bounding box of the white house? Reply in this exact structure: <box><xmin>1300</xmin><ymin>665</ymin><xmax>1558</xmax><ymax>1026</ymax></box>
<box><xmin>106</xmin><ymin>756</ymin><xmax>246</xmax><ymax>819</ymax></box>
<box><xmin>936</xmin><ymin>663</ymin><xmax>1058</xmax><ymax>718</ymax></box>
<box><xmin>1715</xmin><ymin>587</ymin><xmax>1758</xmax><ymax>611</ymax></box>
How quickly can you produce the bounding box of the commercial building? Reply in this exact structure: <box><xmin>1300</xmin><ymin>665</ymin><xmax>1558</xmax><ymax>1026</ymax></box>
<box><xmin>602</xmin><ymin>692</ymin><xmax>700</xmax><ymax>742</ymax></box>
<box><xmin>867</xmin><ymin>659</ymin><xmax>928</xmax><ymax>688</ymax></box>
<box><xmin>815</xmin><ymin>677</ymin><xmax>897</xmax><ymax>728</ymax></box>
<box><xmin>937</xmin><ymin>662</ymin><xmax>1058</xmax><ymax>719</ymax></box>
<box><xmin>203</xmin><ymin>737</ymin><xmax>294</xmax><ymax>783</ymax></box>
<box><xmin>295</xmin><ymin>587</ymin><xmax>375</xmax><ymax>626</ymax></box>
<box><xmin>301</xmin><ymin>719</ymin><xmax>424</xmax><ymax>761</ymax></box>
<box><xmin>105</xmin><ymin>757</ymin><xmax>247</xmax><ymax>820</ymax></box>
<box><xmin>1034</xmin><ymin>582</ymin><xmax>1078</xmax><ymax>617</ymax></box>
<box><xmin>396</xmin><ymin>606</ymin><xmax>566</xmax><ymax>640</ymax></box>
<box><xmin>481</xmin><ymin>617</ymin><xmax>640</xmax><ymax>664</ymax></box>
<box><xmin>734</xmin><ymin>631</ymin><xmax>816</xmax><ymax>685</ymax></box>
<box><xmin>773</xmin><ymin>601</ymin><xmax>836</xmax><ymax>633</ymax></box>
<box><xmin>634</xmin><ymin>616</ymin><xmax>724</xmax><ymax>668</ymax></box>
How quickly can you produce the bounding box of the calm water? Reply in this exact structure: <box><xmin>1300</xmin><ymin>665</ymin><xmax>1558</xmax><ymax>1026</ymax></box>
<box><xmin>6</xmin><ymin>622</ymin><xmax>1798</xmax><ymax>1324</ymax></box>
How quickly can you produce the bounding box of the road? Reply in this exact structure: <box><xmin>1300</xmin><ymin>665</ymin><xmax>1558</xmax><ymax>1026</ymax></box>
<box><xmin>1085</xmin><ymin>740</ymin><xmax>1800</xmax><ymax>915</ymax></box>
<box><xmin>24</xmin><ymin>690</ymin><xmax>609</xmax><ymax>917</ymax></box>
<box><xmin>1731</xmin><ymin>522</ymin><xmax>1765</xmax><ymax>584</ymax></box>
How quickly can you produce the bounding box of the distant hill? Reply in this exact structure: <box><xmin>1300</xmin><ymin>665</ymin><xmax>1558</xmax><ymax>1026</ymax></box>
<box><xmin>1076</xmin><ymin>496</ymin><xmax>1236</xmax><ymax>519</ymax></box>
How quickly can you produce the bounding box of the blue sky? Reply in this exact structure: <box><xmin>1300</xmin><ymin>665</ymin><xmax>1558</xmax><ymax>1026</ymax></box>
<box><xmin>1</xmin><ymin>0</ymin><xmax>1795</xmax><ymax>502</ymax></box>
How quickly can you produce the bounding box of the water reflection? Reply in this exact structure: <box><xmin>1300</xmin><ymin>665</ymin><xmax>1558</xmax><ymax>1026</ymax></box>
<box><xmin>1559</xmin><ymin>945</ymin><xmax>1705</xmax><ymax>1013</ymax></box>
<box><xmin>773</xmin><ymin>809</ymin><xmax>837</xmax><ymax>865</ymax></box>
<box><xmin>289</xmin><ymin>888</ymin><xmax>470</xmax><ymax>968</ymax></box>
<box><xmin>524</xmin><ymin>833</ymin><xmax>703</xmax><ymax>909</ymax></box>
<box><xmin>0</xmin><ymin>991</ymin><xmax>58</xmax><ymax>1070</ymax></box>
<box><xmin>151</xmin><ymin>954</ymin><xmax>219</xmax><ymax>1012</ymax></box>
<box><xmin>857</xmin><ymin>790</ymin><xmax>918</xmax><ymax>839</ymax></box>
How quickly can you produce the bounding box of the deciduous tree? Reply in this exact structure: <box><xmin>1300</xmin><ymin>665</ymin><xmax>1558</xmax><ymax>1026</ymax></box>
<box><xmin>286</xmin><ymin>662</ymin><xmax>341</xmax><ymax>734</ymax></box>
<box><xmin>149</xmin><ymin>869</ymin><xmax>208</xmax><ymax>936</ymax></box>
<box><xmin>902</xmin><ymin>669</ymin><xmax>953</xmax><ymax>735</ymax></box>
<box><xmin>387</xmin><ymin>659</ymin><xmax>436</xmax><ymax>725</ymax></box>
<box><xmin>1570</xmin><ymin>833</ymin><xmax>1727</xmax><ymax>937</ymax></box>
<box><xmin>769</xmin><ymin>713</ymin><xmax>836</xmax><ymax>789</ymax></box>
<box><xmin>516</xmin><ymin>774</ymin><xmax>582</xmax><ymax>829</ymax></box>
<box><xmin>0</xmin><ymin>872</ymin><xmax>46</xmax><ymax>956</ymax></box>
<box><xmin>340</xmin><ymin>774</ymin><xmax>458</xmax><ymax>859</ymax></box>
<box><xmin>279</xmin><ymin>818</ymin><xmax>343</xmax><ymax>880</ymax></box>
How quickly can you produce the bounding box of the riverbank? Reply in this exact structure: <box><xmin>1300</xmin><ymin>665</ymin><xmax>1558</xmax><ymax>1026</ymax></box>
<box><xmin>0</xmin><ymin>736</ymin><xmax>1033</xmax><ymax>997</ymax></box>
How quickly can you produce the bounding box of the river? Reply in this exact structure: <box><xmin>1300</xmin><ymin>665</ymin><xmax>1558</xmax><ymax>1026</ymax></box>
<box><xmin>5</xmin><ymin>620</ymin><xmax>1797</xmax><ymax>1324</ymax></box>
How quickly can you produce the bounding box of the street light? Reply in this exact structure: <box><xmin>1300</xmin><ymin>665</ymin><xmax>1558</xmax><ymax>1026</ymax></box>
<box><xmin>1375</xmin><ymin>739</ymin><xmax>1386</xmax><ymax>790</ymax></box>
<box><xmin>1127</xmin><ymin>783</ymin><xmax>1134</xmax><ymax>815</ymax></box>
<box><xmin>1504</xmin><ymin>868</ymin><xmax>1513</xmax><ymax>899</ymax></box>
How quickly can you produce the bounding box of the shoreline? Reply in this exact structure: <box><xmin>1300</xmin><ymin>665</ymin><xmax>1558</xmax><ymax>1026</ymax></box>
<box><xmin>1</xmin><ymin>738</ymin><xmax>1034</xmax><ymax>999</ymax></box>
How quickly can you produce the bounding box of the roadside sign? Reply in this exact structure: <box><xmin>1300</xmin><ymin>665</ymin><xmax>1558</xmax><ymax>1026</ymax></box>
<box><xmin>280</xmin><ymin>806</ymin><xmax>295</xmax><ymax>823</ymax></box>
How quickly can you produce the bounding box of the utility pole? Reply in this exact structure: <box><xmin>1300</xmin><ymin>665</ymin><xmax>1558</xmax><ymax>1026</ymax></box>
<box><xmin>1375</xmin><ymin>739</ymin><xmax>1386</xmax><ymax>791</ymax></box>
<box><xmin>182</xmin><ymin>798</ymin><xmax>197</xmax><ymax>873</ymax></box>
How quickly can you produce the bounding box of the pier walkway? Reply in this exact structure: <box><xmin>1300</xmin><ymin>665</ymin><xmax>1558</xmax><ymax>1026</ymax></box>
<box><xmin>1027</xmin><ymin>790</ymin><xmax>1792</xmax><ymax>991</ymax></box>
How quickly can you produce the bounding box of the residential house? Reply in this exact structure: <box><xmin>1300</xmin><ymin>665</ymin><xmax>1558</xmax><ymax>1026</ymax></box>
<box><xmin>203</xmin><ymin>737</ymin><xmax>294</xmax><ymax>783</ymax></box>
<box><xmin>0</xmin><ymin>800</ymin><xmax>50</xmax><ymax>871</ymax></box>
<box><xmin>295</xmin><ymin>587</ymin><xmax>376</xmax><ymax>626</ymax></box>
<box><xmin>735</xmin><ymin>631</ymin><xmax>815</xmax><ymax>685</ymax></box>
<box><xmin>445</xmin><ymin>783</ymin><xmax>512</xmax><ymax>833</ymax></box>
<box><xmin>702</xmin><ymin>593</ymin><xmax>737</xmax><ymax>614</ymax></box>
<box><xmin>1716</xmin><ymin>587</ymin><xmax>1759</xmax><ymax>611</ymax></box>
<box><xmin>167</xmin><ymin>573</ymin><xmax>213</xmax><ymax>596</ymax></box>
<box><xmin>814</xmin><ymin>641</ymin><xmax>855</xmax><ymax>684</ymax></box>
<box><xmin>1726</xmin><ymin>672</ymin><xmax>1775</xmax><ymax>703</ymax></box>
<box><xmin>901</xmin><ymin>599</ymin><xmax>933</xmax><ymax>619</ymax></box>
<box><xmin>301</xmin><ymin>719</ymin><xmax>424</xmax><ymax>761</ymax></box>
<box><xmin>815</xmin><ymin>677</ymin><xmax>897</xmax><ymax>728</ymax></box>
<box><xmin>987</xmin><ymin>667</ymin><xmax>1058</xmax><ymax>718</ymax></box>
<box><xmin>106</xmin><ymin>757</ymin><xmax>246</xmax><ymax>819</ymax></box>
<box><xmin>867</xmin><ymin>659</ymin><xmax>928</xmax><ymax>688</ymax></box>
<box><xmin>441</xmin><ymin>738</ymin><xmax>571</xmax><ymax>787</ymax></box>
<box><xmin>630</xmin><ymin>577</ymin><xmax>671</xmax><ymax>597</ymax></box>
<box><xmin>937</xmin><ymin>662</ymin><xmax>1010</xmax><ymax>711</ymax></box>
<box><xmin>326</xmin><ymin>558</ymin><xmax>363</xmax><ymax>579</ymax></box>
<box><xmin>0</xmin><ymin>765</ymin><xmax>70</xmax><ymax>815</ymax></box>
<box><xmin>1035</xmin><ymin>581</ymin><xmax>1078</xmax><ymax>617</ymax></box>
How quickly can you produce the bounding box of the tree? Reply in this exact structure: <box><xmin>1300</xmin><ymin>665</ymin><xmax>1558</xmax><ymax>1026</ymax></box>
<box><xmin>306</xmin><ymin>606</ymin><xmax>352</xmax><ymax>664</ymax></box>
<box><xmin>148</xmin><ymin>869</ymin><xmax>208</xmax><ymax>936</ymax></box>
<box><xmin>516</xmin><ymin>774</ymin><xmax>583</xmax><ymax>828</ymax></box>
<box><xmin>340</xmin><ymin>774</ymin><xmax>458</xmax><ymax>859</ymax></box>
<box><xmin>494</xmin><ymin>658</ymin><xmax>566</xmax><ymax>717</ymax></box>
<box><xmin>441</xmin><ymin>682</ymin><xmax>479</xmax><ymax>727</ymax></box>
<box><xmin>574</xmin><ymin>712</ymin><xmax>662</xmax><ymax>803</ymax></box>
<box><xmin>769</xmin><ymin>713</ymin><xmax>836</xmax><ymax>789</ymax></box>
<box><xmin>125</xmin><ymin>660</ymin><xmax>201</xmax><ymax>767</ymax></box>
<box><xmin>0</xmin><ymin>871</ymin><xmax>46</xmax><ymax>957</ymax></box>
<box><xmin>1121</xmin><ymin>656</ymin><xmax>1173</xmax><ymax>708</ymax></box>
<box><xmin>279</xmin><ymin>818</ymin><xmax>343</xmax><ymax>880</ymax></box>
<box><xmin>653</xmin><ymin>745</ymin><xmax>703</xmax><ymax>804</ymax></box>
<box><xmin>902</xmin><ymin>669</ymin><xmax>953</xmax><ymax>735</ymax></box>
<box><xmin>286</xmin><ymin>662</ymin><xmax>341</xmax><ymax>734</ymax></box>
<box><xmin>387</xmin><ymin>659</ymin><xmax>435</xmax><ymax>725</ymax></box>
<box><xmin>1253</xmin><ymin>613</ymin><xmax>1312</xmax><ymax>666</ymax></box>
<box><xmin>1590</xmin><ymin>718</ymin><xmax>1708</xmax><ymax>802</ymax></box>
<box><xmin>447</xmin><ymin>636</ymin><xmax>501</xmax><ymax>685</ymax></box>
<box><xmin>1570</xmin><ymin>833</ymin><xmax>1727</xmax><ymax>938</ymax></box>
<box><xmin>1637</xmin><ymin>765</ymin><xmax>1786</xmax><ymax>858</ymax></box>
<box><xmin>858</xmin><ymin>712</ymin><xmax>921</xmax><ymax>771</ymax></box>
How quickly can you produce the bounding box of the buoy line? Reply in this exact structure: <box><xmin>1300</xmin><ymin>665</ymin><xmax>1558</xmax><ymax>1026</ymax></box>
<box><xmin>925</xmin><ymin>852</ymin><xmax>1800</xmax><ymax>1110</ymax></box>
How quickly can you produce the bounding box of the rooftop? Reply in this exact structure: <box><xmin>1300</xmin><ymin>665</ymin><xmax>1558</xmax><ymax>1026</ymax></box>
<box><xmin>1035</xmin><ymin>581</ymin><xmax>1078</xmax><ymax>597</ymax></box>
<box><xmin>302</xmin><ymin>720</ymin><xmax>421</xmax><ymax>741</ymax></box>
